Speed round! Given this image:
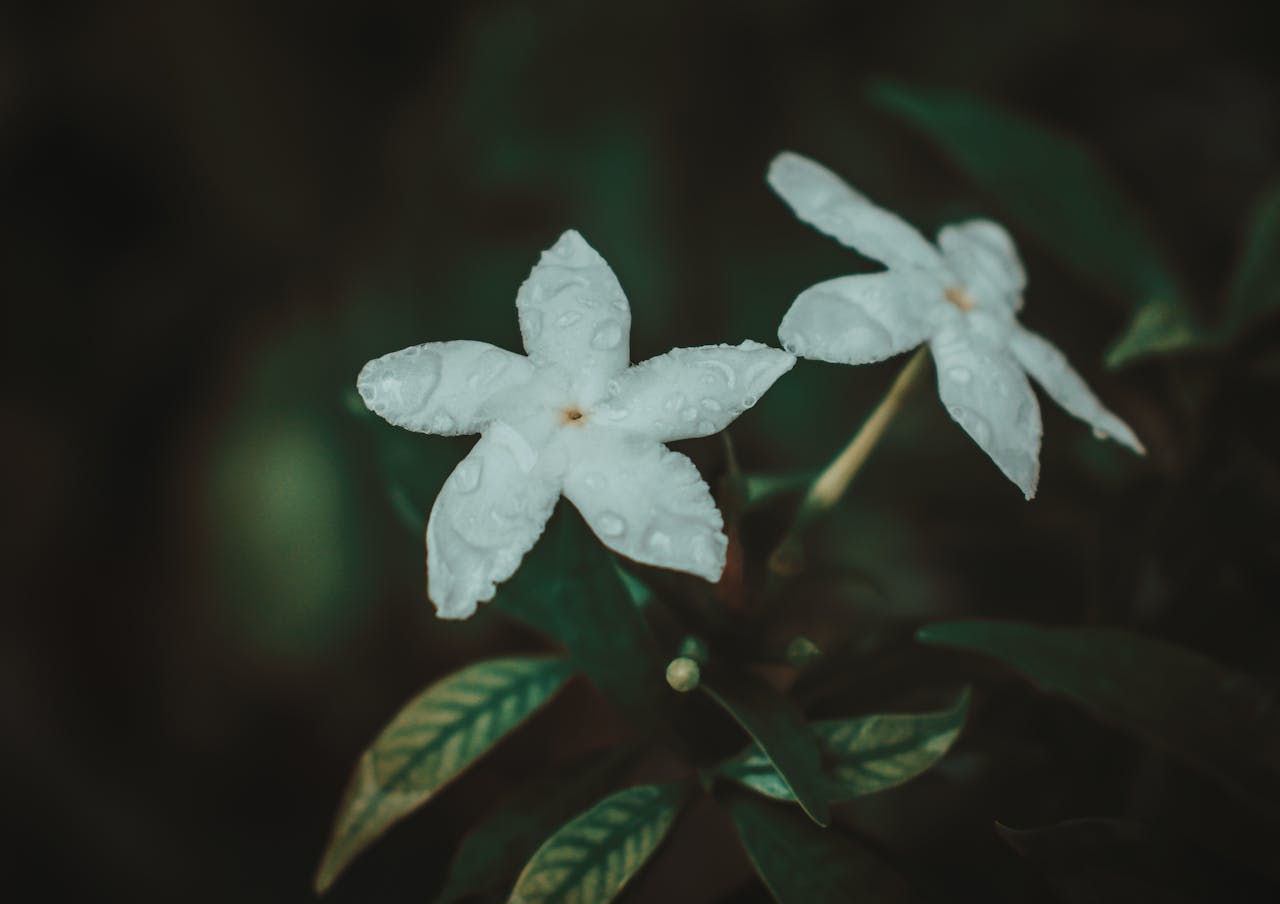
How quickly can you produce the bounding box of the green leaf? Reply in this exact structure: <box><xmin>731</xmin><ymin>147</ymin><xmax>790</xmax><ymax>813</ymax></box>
<box><xmin>434</xmin><ymin>748</ymin><xmax>639</xmax><ymax>904</ymax></box>
<box><xmin>1220</xmin><ymin>178</ymin><xmax>1280</xmax><ymax>341</ymax></box>
<box><xmin>496</xmin><ymin>506</ymin><xmax>668</xmax><ymax>725</ymax></box>
<box><xmin>870</xmin><ymin>81</ymin><xmax>1198</xmax><ymax>367</ymax></box>
<box><xmin>314</xmin><ymin>656</ymin><xmax>573</xmax><ymax>893</ymax></box>
<box><xmin>728</xmin><ymin>793</ymin><xmax>921</xmax><ymax>904</ymax></box>
<box><xmin>997</xmin><ymin>818</ymin><xmax>1278</xmax><ymax>904</ymax></box>
<box><xmin>917</xmin><ymin>621</ymin><xmax>1280</xmax><ymax>814</ymax></box>
<box><xmin>721</xmin><ymin>689</ymin><xmax>969</xmax><ymax>803</ymax></box>
<box><xmin>508</xmin><ymin>782</ymin><xmax>686</xmax><ymax>903</ymax></box>
<box><xmin>703</xmin><ymin>671</ymin><xmax>831</xmax><ymax>825</ymax></box>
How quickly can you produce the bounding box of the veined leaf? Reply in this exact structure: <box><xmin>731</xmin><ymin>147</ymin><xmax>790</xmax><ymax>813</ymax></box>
<box><xmin>703</xmin><ymin>672</ymin><xmax>831</xmax><ymax>825</ymax></box>
<box><xmin>917</xmin><ymin>621</ymin><xmax>1280</xmax><ymax>814</ymax></box>
<box><xmin>496</xmin><ymin>506</ymin><xmax>667</xmax><ymax>725</ymax></box>
<box><xmin>508</xmin><ymin>782</ymin><xmax>686</xmax><ymax>904</ymax></box>
<box><xmin>728</xmin><ymin>792</ymin><xmax>921</xmax><ymax>904</ymax></box>
<box><xmin>721</xmin><ymin>689</ymin><xmax>969</xmax><ymax>803</ymax></box>
<box><xmin>997</xmin><ymin>818</ymin><xmax>1278</xmax><ymax>904</ymax></box>
<box><xmin>434</xmin><ymin>748</ymin><xmax>639</xmax><ymax>904</ymax></box>
<box><xmin>314</xmin><ymin>656</ymin><xmax>573</xmax><ymax>893</ymax></box>
<box><xmin>1220</xmin><ymin>178</ymin><xmax>1280</xmax><ymax>341</ymax></box>
<box><xmin>870</xmin><ymin>81</ymin><xmax>1199</xmax><ymax>368</ymax></box>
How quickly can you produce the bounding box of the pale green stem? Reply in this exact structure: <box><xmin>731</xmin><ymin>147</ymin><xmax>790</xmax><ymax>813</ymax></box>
<box><xmin>770</xmin><ymin>346</ymin><xmax>931</xmax><ymax>575</ymax></box>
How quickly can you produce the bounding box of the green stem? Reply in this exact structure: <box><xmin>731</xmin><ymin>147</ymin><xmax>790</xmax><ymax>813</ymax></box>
<box><xmin>770</xmin><ymin>346</ymin><xmax>931</xmax><ymax>575</ymax></box>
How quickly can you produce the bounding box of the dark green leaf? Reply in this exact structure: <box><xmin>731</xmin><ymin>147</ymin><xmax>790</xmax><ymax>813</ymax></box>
<box><xmin>509</xmin><ymin>782</ymin><xmax>686</xmax><ymax>903</ymax></box>
<box><xmin>728</xmin><ymin>793</ymin><xmax>921</xmax><ymax>904</ymax></box>
<box><xmin>917</xmin><ymin>621</ymin><xmax>1280</xmax><ymax>814</ymax></box>
<box><xmin>434</xmin><ymin>748</ymin><xmax>639</xmax><ymax>904</ymax></box>
<box><xmin>314</xmin><ymin>656</ymin><xmax>573</xmax><ymax>893</ymax></box>
<box><xmin>721</xmin><ymin>689</ymin><xmax>969</xmax><ymax>803</ymax></box>
<box><xmin>496</xmin><ymin>505</ymin><xmax>668</xmax><ymax>725</ymax></box>
<box><xmin>703</xmin><ymin>672</ymin><xmax>831</xmax><ymax>825</ymax></box>
<box><xmin>1220</xmin><ymin>178</ymin><xmax>1280</xmax><ymax>341</ymax></box>
<box><xmin>870</xmin><ymin>81</ymin><xmax>1198</xmax><ymax>367</ymax></box>
<box><xmin>998</xmin><ymin>818</ymin><xmax>1278</xmax><ymax>904</ymax></box>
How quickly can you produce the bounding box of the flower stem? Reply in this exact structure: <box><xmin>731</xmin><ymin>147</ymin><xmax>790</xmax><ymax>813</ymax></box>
<box><xmin>770</xmin><ymin>346</ymin><xmax>931</xmax><ymax>575</ymax></box>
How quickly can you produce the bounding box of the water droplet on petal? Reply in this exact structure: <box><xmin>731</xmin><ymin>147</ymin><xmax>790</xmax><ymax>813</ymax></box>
<box><xmin>701</xmin><ymin>398</ymin><xmax>723</xmax><ymax>412</ymax></box>
<box><xmin>681</xmin><ymin>407</ymin><xmax>698</xmax><ymax>422</ymax></box>
<box><xmin>556</xmin><ymin>311</ymin><xmax>582</xmax><ymax>328</ymax></box>
<box><xmin>948</xmin><ymin>366</ymin><xmax>972</xmax><ymax>384</ymax></box>
<box><xmin>453</xmin><ymin>458</ymin><xmax>483</xmax><ymax>492</ymax></box>
<box><xmin>663</xmin><ymin>393</ymin><xmax>686</xmax><ymax>412</ymax></box>
<box><xmin>1093</xmin><ymin>427</ymin><xmax>1108</xmax><ymax>440</ymax></box>
<box><xmin>432</xmin><ymin>412</ymin><xmax>456</xmax><ymax>432</ymax></box>
<box><xmin>696</xmin><ymin>419</ymin><xmax>715</xmax><ymax>434</ymax></box>
<box><xmin>590</xmin><ymin>320</ymin><xmax>623</xmax><ymax>349</ymax></box>
<box><xmin>646</xmin><ymin>529</ymin><xmax>672</xmax><ymax>553</ymax></box>
<box><xmin>597</xmin><ymin>512</ymin><xmax>626</xmax><ymax>537</ymax></box>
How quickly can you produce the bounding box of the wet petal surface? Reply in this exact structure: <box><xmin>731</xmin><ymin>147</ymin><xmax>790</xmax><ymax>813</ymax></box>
<box><xmin>596</xmin><ymin>340</ymin><xmax>795</xmax><ymax>442</ymax></box>
<box><xmin>778</xmin><ymin>270</ymin><xmax>936</xmax><ymax>365</ymax></box>
<box><xmin>357</xmin><ymin>340</ymin><xmax>534</xmax><ymax>436</ymax></box>
<box><xmin>937</xmin><ymin>219</ymin><xmax>1026</xmax><ymax>312</ymax></box>
<box><xmin>562</xmin><ymin>430</ymin><xmax>727</xmax><ymax>581</ymax></box>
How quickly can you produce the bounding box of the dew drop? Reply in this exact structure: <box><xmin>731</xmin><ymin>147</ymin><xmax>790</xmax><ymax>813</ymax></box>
<box><xmin>696</xmin><ymin>419</ymin><xmax>715</xmax><ymax>434</ymax></box>
<box><xmin>598</xmin><ymin>512</ymin><xmax>626</xmax><ymax>537</ymax></box>
<box><xmin>590</xmin><ymin>320</ymin><xmax>623</xmax><ymax>349</ymax></box>
<box><xmin>663</xmin><ymin>393</ymin><xmax>687</xmax><ymax>412</ymax></box>
<box><xmin>1093</xmin><ymin>427</ymin><xmax>1108</xmax><ymax>440</ymax></box>
<box><xmin>453</xmin><ymin>458</ymin><xmax>483</xmax><ymax>493</ymax></box>
<box><xmin>681</xmin><ymin>407</ymin><xmax>699</xmax><ymax>422</ymax></box>
<box><xmin>432</xmin><ymin>412</ymin><xmax>456</xmax><ymax>433</ymax></box>
<box><xmin>646</xmin><ymin>529</ymin><xmax>672</xmax><ymax>552</ymax></box>
<box><xmin>556</xmin><ymin>311</ymin><xmax>582</xmax><ymax>328</ymax></box>
<box><xmin>701</xmin><ymin>398</ymin><xmax>723</xmax><ymax>412</ymax></box>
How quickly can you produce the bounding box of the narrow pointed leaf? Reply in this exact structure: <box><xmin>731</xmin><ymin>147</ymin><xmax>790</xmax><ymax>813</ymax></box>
<box><xmin>1219</xmin><ymin>178</ymin><xmax>1280</xmax><ymax>341</ymax></box>
<box><xmin>870</xmin><ymin>81</ymin><xmax>1198</xmax><ymax>367</ymax></box>
<box><xmin>729</xmin><ymin>793</ymin><xmax>922</xmax><ymax>904</ymax></box>
<box><xmin>496</xmin><ymin>505</ymin><xmax>667</xmax><ymax>724</ymax></box>
<box><xmin>703</xmin><ymin>672</ymin><xmax>831</xmax><ymax>825</ymax></box>
<box><xmin>433</xmin><ymin>748</ymin><xmax>639</xmax><ymax>904</ymax></box>
<box><xmin>997</xmin><ymin>819</ymin><xmax>1278</xmax><ymax>904</ymax></box>
<box><xmin>314</xmin><ymin>656</ymin><xmax>574</xmax><ymax>893</ymax></box>
<box><xmin>508</xmin><ymin>781</ymin><xmax>686</xmax><ymax>904</ymax></box>
<box><xmin>721</xmin><ymin>688</ymin><xmax>969</xmax><ymax>803</ymax></box>
<box><xmin>917</xmin><ymin>620</ymin><xmax>1280</xmax><ymax>814</ymax></box>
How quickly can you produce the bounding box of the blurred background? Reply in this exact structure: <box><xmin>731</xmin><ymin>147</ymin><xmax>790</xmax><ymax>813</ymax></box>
<box><xmin>2</xmin><ymin>1</ymin><xmax>1277</xmax><ymax>901</ymax></box>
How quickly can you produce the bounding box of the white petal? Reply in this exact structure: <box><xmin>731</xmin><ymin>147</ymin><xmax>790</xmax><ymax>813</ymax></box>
<box><xmin>425</xmin><ymin>425</ymin><xmax>561</xmax><ymax>618</ymax></box>
<box><xmin>357</xmin><ymin>340</ymin><xmax>534</xmax><ymax>436</ymax></box>
<box><xmin>515</xmin><ymin>230</ymin><xmax>632</xmax><ymax>400</ymax></box>
<box><xmin>778</xmin><ymin>270</ymin><xmax>937</xmax><ymax>365</ymax></box>
<box><xmin>937</xmin><ymin>219</ymin><xmax>1026</xmax><ymax>312</ymax></box>
<box><xmin>930</xmin><ymin>328</ymin><xmax>1042</xmax><ymax>499</ymax></box>
<box><xmin>767</xmin><ymin>152</ymin><xmax>943</xmax><ymax>272</ymax></box>
<box><xmin>562</xmin><ymin>431</ymin><xmax>727</xmax><ymax>582</ymax></box>
<box><xmin>595</xmin><ymin>340</ymin><xmax>795</xmax><ymax>442</ymax></box>
<box><xmin>1009</xmin><ymin>326</ymin><xmax>1144</xmax><ymax>454</ymax></box>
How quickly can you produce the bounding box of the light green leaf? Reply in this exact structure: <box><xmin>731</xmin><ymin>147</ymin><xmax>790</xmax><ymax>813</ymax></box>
<box><xmin>1219</xmin><ymin>178</ymin><xmax>1280</xmax><ymax>341</ymax></box>
<box><xmin>917</xmin><ymin>621</ymin><xmax>1280</xmax><ymax>814</ymax></box>
<box><xmin>721</xmin><ymin>689</ymin><xmax>969</xmax><ymax>803</ymax></box>
<box><xmin>508</xmin><ymin>782</ymin><xmax>686</xmax><ymax>904</ymax></box>
<box><xmin>314</xmin><ymin>656</ymin><xmax>574</xmax><ymax>893</ymax></box>
<box><xmin>870</xmin><ymin>81</ymin><xmax>1199</xmax><ymax>367</ymax></box>
<box><xmin>703</xmin><ymin>672</ymin><xmax>831</xmax><ymax>826</ymax></box>
<box><xmin>729</xmin><ymin>793</ymin><xmax>922</xmax><ymax>904</ymax></box>
<box><xmin>496</xmin><ymin>506</ymin><xmax>668</xmax><ymax>725</ymax></box>
<box><xmin>434</xmin><ymin>749</ymin><xmax>638</xmax><ymax>904</ymax></box>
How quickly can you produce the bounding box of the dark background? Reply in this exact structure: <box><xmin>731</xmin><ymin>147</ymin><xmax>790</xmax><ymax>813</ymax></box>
<box><xmin>2</xmin><ymin>1</ymin><xmax>1277</xmax><ymax>901</ymax></box>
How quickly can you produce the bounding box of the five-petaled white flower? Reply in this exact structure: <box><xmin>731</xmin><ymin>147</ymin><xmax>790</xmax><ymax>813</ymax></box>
<box><xmin>768</xmin><ymin>152</ymin><xmax>1144</xmax><ymax>499</ymax></box>
<box><xmin>358</xmin><ymin>230</ymin><xmax>795</xmax><ymax>619</ymax></box>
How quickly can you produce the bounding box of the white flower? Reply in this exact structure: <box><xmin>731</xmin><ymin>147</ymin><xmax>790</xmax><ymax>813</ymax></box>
<box><xmin>358</xmin><ymin>230</ymin><xmax>795</xmax><ymax>618</ymax></box>
<box><xmin>768</xmin><ymin>152</ymin><xmax>1144</xmax><ymax>499</ymax></box>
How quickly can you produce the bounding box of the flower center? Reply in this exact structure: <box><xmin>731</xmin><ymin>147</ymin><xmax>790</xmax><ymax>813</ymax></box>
<box><xmin>944</xmin><ymin>285</ymin><xmax>976</xmax><ymax>312</ymax></box>
<box><xmin>559</xmin><ymin>406</ymin><xmax>587</xmax><ymax>426</ymax></box>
